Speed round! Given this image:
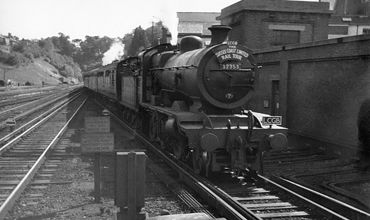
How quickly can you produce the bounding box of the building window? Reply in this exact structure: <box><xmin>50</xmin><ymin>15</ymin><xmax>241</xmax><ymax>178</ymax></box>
<box><xmin>270</xmin><ymin>30</ymin><xmax>300</xmax><ymax>46</ymax></box>
<box><xmin>363</xmin><ymin>28</ymin><xmax>370</xmax><ymax>34</ymax></box>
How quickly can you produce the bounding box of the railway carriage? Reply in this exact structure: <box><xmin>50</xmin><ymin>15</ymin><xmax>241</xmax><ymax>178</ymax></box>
<box><xmin>83</xmin><ymin>68</ymin><xmax>99</xmax><ymax>92</ymax></box>
<box><xmin>95</xmin><ymin>62</ymin><xmax>118</xmax><ymax>100</ymax></box>
<box><xmin>83</xmin><ymin>25</ymin><xmax>288</xmax><ymax>180</ymax></box>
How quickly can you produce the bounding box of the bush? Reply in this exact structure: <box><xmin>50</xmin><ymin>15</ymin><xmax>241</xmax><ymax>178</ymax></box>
<box><xmin>5</xmin><ymin>52</ymin><xmax>31</xmax><ymax>66</ymax></box>
<box><xmin>26</xmin><ymin>43</ymin><xmax>41</xmax><ymax>58</ymax></box>
<box><xmin>12</xmin><ymin>44</ymin><xmax>25</xmax><ymax>53</ymax></box>
<box><xmin>0</xmin><ymin>51</ymin><xmax>10</xmax><ymax>63</ymax></box>
<box><xmin>6</xmin><ymin>54</ymin><xmax>20</xmax><ymax>66</ymax></box>
<box><xmin>24</xmin><ymin>52</ymin><xmax>34</xmax><ymax>60</ymax></box>
<box><xmin>60</xmin><ymin>70</ymin><xmax>67</xmax><ymax>77</ymax></box>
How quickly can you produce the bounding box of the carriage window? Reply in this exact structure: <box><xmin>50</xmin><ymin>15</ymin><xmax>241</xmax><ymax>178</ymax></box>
<box><xmin>105</xmin><ymin>70</ymin><xmax>111</xmax><ymax>84</ymax></box>
<box><xmin>111</xmin><ymin>70</ymin><xmax>115</xmax><ymax>85</ymax></box>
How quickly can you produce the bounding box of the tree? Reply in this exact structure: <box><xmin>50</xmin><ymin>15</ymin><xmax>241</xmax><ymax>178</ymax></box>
<box><xmin>56</xmin><ymin>33</ymin><xmax>75</xmax><ymax>57</ymax></box>
<box><xmin>38</xmin><ymin>38</ymin><xmax>55</xmax><ymax>54</ymax></box>
<box><xmin>11</xmin><ymin>40</ymin><xmax>27</xmax><ymax>53</ymax></box>
<box><xmin>145</xmin><ymin>21</ymin><xmax>164</xmax><ymax>47</ymax></box>
<box><xmin>72</xmin><ymin>39</ymin><xmax>82</xmax><ymax>47</ymax></box>
<box><xmin>48</xmin><ymin>33</ymin><xmax>76</xmax><ymax>58</ymax></box>
<box><xmin>121</xmin><ymin>33</ymin><xmax>133</xmax><ymax>59</ymax></box>
<box><xmin>74</xmin><ymin>36</ymin><xmax>114</xmax><ymax>71</ymax></box>
<box><xmin>128</xmin><ymin>26</ymin><xmax>148</xmax><ymax>56</ymax></box>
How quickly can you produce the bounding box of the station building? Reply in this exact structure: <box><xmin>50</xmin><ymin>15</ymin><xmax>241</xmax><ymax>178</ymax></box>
<box><xmin>176</xmin><ymin>12</ymin><xmax>220</xmax><ymax>45</ymax></box>
<box><xmin>328</xmin><ymin>0</ymin><xmax>370</xmax><ymax>38</ymax></box>
<box><xmin>217</xmin><ymin>0</ymin><xmax>332</xmax><ymax>50</ymax></box>
<box><xmin>175</xmin><ymin>0</ymin><xmax>370</xmax><ymax>44</ymax></box>
<box><xmin>217</xmin><ymin>0</ymin><xmax>370</xmax><ymax>153</ymax></box>
<box><xmin>251</xmin><ymin>34</ymin><xmax>370</xmax><ymax>151</ymax></box>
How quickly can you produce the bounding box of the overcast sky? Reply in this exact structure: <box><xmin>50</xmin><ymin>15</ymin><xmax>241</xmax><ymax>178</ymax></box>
<box><xmin>0</xmin><ymin>0</ymin><xmax>320</xmax><ymax>40</ymax></box>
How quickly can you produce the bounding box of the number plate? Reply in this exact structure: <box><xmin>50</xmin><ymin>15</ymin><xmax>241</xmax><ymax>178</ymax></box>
<box><xmin>220</xmin><ymin>63</ymin><xmax>240</xmax><ymax>70</ymax></box>
<box><xmin>262</xmin><ymin>116</ymin><xmax>282</xmax><ymax>125</ymax></box>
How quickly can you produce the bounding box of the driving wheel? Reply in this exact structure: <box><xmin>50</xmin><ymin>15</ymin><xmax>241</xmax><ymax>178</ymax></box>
<box><xmin>192</xmin><ymin>147</ymin><xmax>208</xmax><ymax>175</ymax></box>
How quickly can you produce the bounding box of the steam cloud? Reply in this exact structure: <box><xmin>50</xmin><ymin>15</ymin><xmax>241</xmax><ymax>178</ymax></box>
<box><xmin>102</xmin><ymin>40</ymin><xmax>125</xmax><ymax>65</ymax></box>
<box><xmin>158</xmin><ymin>0</ymin><xmax>179</xmax><ymax>45</ymax></box>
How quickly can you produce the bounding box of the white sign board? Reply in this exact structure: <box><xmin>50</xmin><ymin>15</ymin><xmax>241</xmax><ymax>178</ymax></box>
<box><xmin>85</xmin><ymin>116</ymin><xmax>110</xmax><ymax>133</ymax></box>
<box><xmin>261</xmin><ymin>116</ymin><xmax>282</xmax><ymax>126</ymax></box>
<box><xmin>81</xmin><ymin>133</ymin><xmax>114</xmax><ymax>153</ymax></box>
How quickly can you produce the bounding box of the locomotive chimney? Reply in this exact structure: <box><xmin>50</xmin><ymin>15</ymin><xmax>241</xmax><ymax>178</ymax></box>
<box><xmin>208</xmin><ymin>25</ymin><xmax>232</xmax><ymax>46</ymax></box>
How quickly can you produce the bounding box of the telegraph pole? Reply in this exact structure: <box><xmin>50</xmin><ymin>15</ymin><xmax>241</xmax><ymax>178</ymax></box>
<box><xmin>152</xmin><ymin>21</ymin><xmax>154</xmax><ymax>46</ymax></box>
<box><xmin>152</xmin><ymin>16</ymin><xmax>162</xmax><ymax>46</ymax></box>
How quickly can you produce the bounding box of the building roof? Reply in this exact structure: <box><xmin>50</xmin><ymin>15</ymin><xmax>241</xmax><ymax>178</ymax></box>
<box><xmin>219</xmin><ymin>0</ymin><xmax>332</xmax><ymax>20</ymax></box>
<box><xmin>332</xmin><ymin>0</ymin><xmax>370</xmax><ymax>15</ymax></box>
<box><xmin>177</xmin><ymin>12</ymin><xmax>220</xmax><ymax>22</ymax></box>
<box><xmin>330</xmin><ymin>14</ymin><xmax>370</xmax><ymax>25</ymax></box>
<box><xmin>328</xmin><ymin>0</ymin><xmax>370</xmax><ymax>25</ymax></box>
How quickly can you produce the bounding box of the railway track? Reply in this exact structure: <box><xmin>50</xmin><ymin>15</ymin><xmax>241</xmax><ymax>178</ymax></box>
<box><xmin>284</xmin><ymin>164</ymin><xmax>370</xmax><ymax>213</ymax></box>
<box><xmin>0</xmin><ymin>85</ymin><xmax>70</xmax><ymax>102</ymax></box>
<box><xmin>100</xmin><ymin>100</ymin><xmax>369</xmax><ymax>220</ymax></box>
<box><xmin>146</xmin><ymin>155</ymin><xmax>219</xmax><ymax>217</ymax></box>
<box><xmin>0</xmin><ymin>89</ymin><xmax>87</xmax><ymax>219</ymax></box>
<box><xmin>215</xmin><ymin>173</ymin><xmax>370</xmax><ymax>219</ymax></box>
<box><xmin>5</xmin><ymin>93</ymin><xmax>362</xmax><ymax>219</ymax></box>
<box><xmin>263</xmin><ymin>147</ymin><xmax>336</xmax><ymax>166</ymax></box>
<box><xmin>0</xmin><ymin>86</ymin><xmax>83</xmax><ymax>134</ymax></box>
<box><xmin>272</xmin><ymin>176</ymin><xmax>370</xmax><ymax>220</ymax></box>
<box><xmin>263</xmin><ymin>146</ymin><xmax>370</xmax><ymax>215</ymax></box>
<box><xmin>93</xmin><ymin>100</ymin><xmax>221</xmax><ymax>218</ymax></box>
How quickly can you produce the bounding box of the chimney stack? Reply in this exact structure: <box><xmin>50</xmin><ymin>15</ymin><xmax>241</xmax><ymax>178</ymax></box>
<box><xmin>208</xmin><ymin>25</ymin><xmax>232</xmax><ymax>46</ymax></box>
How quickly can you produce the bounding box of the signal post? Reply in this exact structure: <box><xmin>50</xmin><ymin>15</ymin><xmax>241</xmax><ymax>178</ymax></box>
<box><xmin>81</xmin><ymin>111</ymin><xmax>114</xmax><ymax>203</ymax></box>
<box><xmin>81</xmin><ymin>110</ymin><xmax>146</xmax><ymax>219</ymax></box>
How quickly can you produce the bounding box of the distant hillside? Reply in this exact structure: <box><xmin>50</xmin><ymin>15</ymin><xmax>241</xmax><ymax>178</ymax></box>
<box><xmin>0</xmin><ymin>58</ymin><xmax>78</xmax><ymax>86</ymax></box>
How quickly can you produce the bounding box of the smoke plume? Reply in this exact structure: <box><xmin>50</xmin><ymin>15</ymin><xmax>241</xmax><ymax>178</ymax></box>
<box><xmin>159</xmin><ymin>1</ymin><xmax>179</xmax><ymax>45</ymax></box>
<box><xmin>102</xmin><ymin>40</ymin><xmax>125</xmax><ymax>65</ymax></box>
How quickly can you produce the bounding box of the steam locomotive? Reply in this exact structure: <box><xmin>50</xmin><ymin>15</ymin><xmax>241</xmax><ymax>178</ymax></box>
<box><xmin>83</xmin><ymin>25</ymin><xmax>288</xmax><ymax>180</ymax></box>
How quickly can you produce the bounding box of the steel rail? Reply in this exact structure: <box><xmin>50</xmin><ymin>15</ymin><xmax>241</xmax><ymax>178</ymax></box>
<box><xmin>0</xmin><ymin>90</ymin><xmax>84</xmax><ymax>147</ymax></box>
<box><xmin>272</xmin><ymin>176</ymin><xmax>370</xmax><ymax>220</ymax></box>
<box><xmin>0</xmin><ymin>98</ymin><xmax>40</xmax><ymax>117</ymax></box>
<box><xmin>0</xmin><ymin>87</ymin><xmax>82</xmax><ymax>130</ymax></box>
<box><xmin>95</xmin><ymin>98</ymin><xmax>370</xmax><ymax>220</ymax></box>
<box><xmin>0</xmin><ymin>91</ymin><xmax>61</xmax><ymax>117</ymax></box>
<box><xmin>146</xmin><ymin>158</ymin><xmax>215</xmax><ymax>218</ymax></box>
<box><xmin>0</xmin><ymin>94</ymin><xmax>88</xmax><ymax>220</ymax></box>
